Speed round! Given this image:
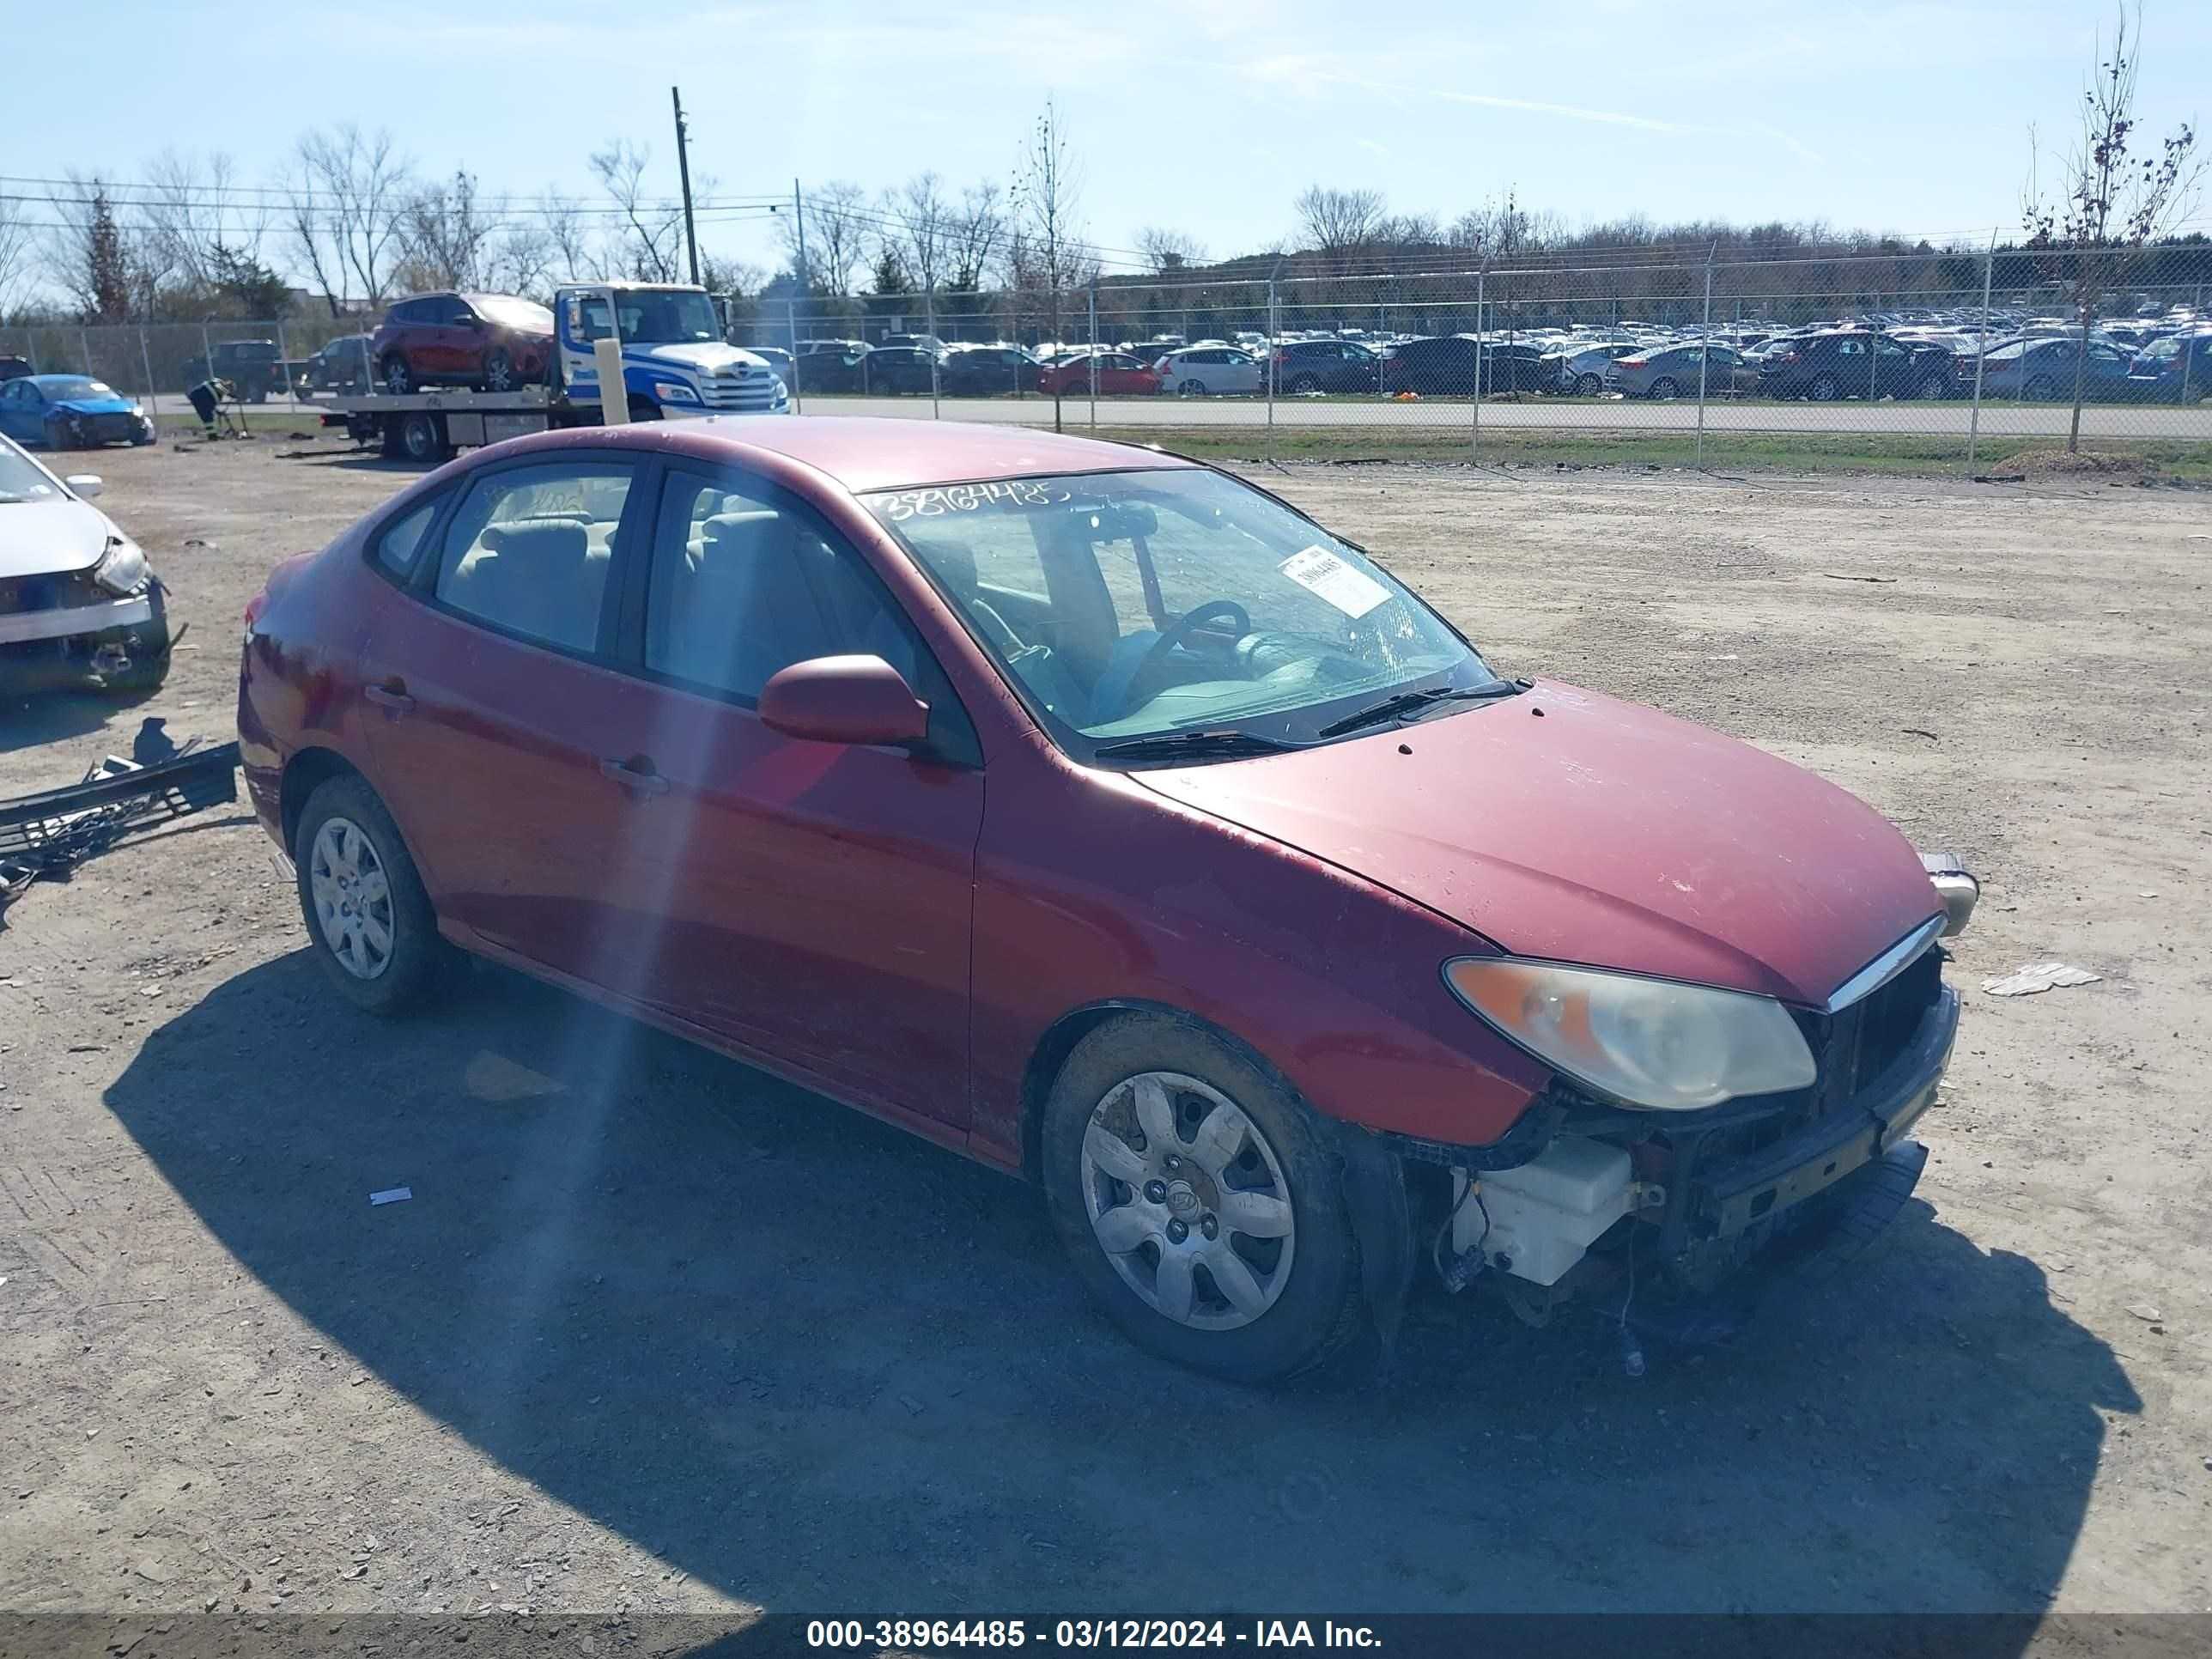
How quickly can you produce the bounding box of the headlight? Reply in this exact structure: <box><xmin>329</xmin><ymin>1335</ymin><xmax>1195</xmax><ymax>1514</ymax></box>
<box><xmin>1443</xmin><ymin>957</ymin><xmax>1816</xmax><ymax>1110</ymax></box>
<box><xmin>90</xmin><ymin>536</ymin><xmax>149</xmax><ymax>596</ymax></box>
<box><xmin>652</xmin><ymin>381</ymin><xmax>700</xmax><ymax>404</ymax></box>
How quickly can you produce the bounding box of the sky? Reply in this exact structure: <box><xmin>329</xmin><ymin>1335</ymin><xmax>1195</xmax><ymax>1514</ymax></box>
<box><xmin>4</xmin><ymin>0</ymin><xmax>2209</xmax><ymax>286</ymax></box>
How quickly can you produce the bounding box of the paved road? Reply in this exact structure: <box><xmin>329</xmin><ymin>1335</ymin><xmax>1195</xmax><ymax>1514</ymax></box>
<box><xmin>795</xmin><ymin>392</ymin><xmax>2212</xmax><ymax>440</ymax></box>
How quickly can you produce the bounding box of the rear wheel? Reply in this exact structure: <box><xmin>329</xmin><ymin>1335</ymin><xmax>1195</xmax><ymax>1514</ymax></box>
<box><xmin>1041</xmin><ymin>1012</ymin><xmax>1364</xmax><ymax>1383</ymax></box>
<box><xmin>1286</xmin><ymin>373</ymin><xmax>1322</xmax><ymax>395</ymax></box>
<box><xmin>1808</xmin><ymin>374</ymin><xmax>1840</xmax><ymax>402</ymax></box>
<box><xmin>397</xmin><ymin>410</ymin><xmax>447</xmax><ymax>464</ymax></box>
<box><xmin>483</xmin><ymin>348</ymin><xmax>515</xmax><ymax>392</ymax></box>
<box><xmin>1177</xmin><ymin>378</ymin><xmax>1207</xmax><ymax>397</ymax></box>
<box><xmin>293</xmin><ymin>774</ymin><xmax>447</xmax><ymax>1015</ymax></box>
<box><xmin>2024</xmin><ymin>374</ymin><xmax>2059</xmax><ymax>401</ymax></box>
<box><xmin>1573</xmin><ymin>372</ymin><xmax>1605</xmax><ymax>396</ymax></box>
<box><xmin>1648</xmin><ymin>377</ymin><xmax>1681</xmax><ymax>400</ymax></box>
<box><xmin>1917</xmin><ymin>374</ymin><xmax>1951</xmax><ymax>400</ymax></box>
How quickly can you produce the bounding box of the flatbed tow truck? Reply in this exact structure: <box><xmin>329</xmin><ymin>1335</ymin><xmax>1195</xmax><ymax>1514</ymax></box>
<box><xmin>307</xmin><ymin>281</ymin><xmax>789</xmax><ymax>464</ymax></box>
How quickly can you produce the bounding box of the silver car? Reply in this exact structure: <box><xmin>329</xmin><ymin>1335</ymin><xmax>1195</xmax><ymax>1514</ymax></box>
<box><xmin>1610</xmin><ymin>342</ymin><xmax>1744</xmax><ymax>399</ymax></box>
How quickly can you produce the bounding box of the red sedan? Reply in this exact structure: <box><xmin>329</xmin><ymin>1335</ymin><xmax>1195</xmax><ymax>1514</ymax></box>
<box><xmin>1036</xmin><ymin>350</ymin><xmax>1163</xmax><ymax>396</ymax></box>
<box><xmin>238</xmin><ymin>416</ymin><xmax>1972</xmax><ymax>1381</ymax></box>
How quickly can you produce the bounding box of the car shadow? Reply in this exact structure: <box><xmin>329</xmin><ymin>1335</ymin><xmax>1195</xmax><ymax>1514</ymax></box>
<box><xmin>0</xmin><ymin>685</ymin><xmax>132</xmax><ymax>756</ymax></box>
<box><xmin>105</xmin><ymin>954</ymin><xmax>2136</xmax><ymax>1616</ymax></box>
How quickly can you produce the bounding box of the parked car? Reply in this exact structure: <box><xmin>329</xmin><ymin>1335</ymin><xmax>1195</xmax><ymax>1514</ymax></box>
<box><xmin>1036</xmin><ymin>350</ymin><xmax>1163</xmax><ymax>396</ymax></box>
<box><xmin>370</xmin><ymin>292</ymin><xmax>556</xmax><ymax>394</ymax></box>
<box><xmin>0</xmin><ymin>375</ymin><xmax>156</xmax><ymax>449</ymax></box>
<box><xmin>238</xmin><ymin>416</ymin><xmax>1974</xmax><ymax>1382</ymax></box>
<box><xmin>1157</xmin><ymin>345</ymin><xmax>1264</xmax><ymax>397</ymax></box>
<box><xmin>1611</xmin><ymin>343</ymin><xmax>1745</xmax><ymax>399</ymax></box>
<box><xmin>179</xmin><ymin>338</ymin><xmax>288</xmax><ymax>403</ymax></box>
<box><xmin>0</xmin><ymin>356</ymin><xmax>32</xmax><ymax>384</ymax></box>
<box><xmin>1381</xmin><ymin>337</ymin><xmax>1550</xmax><ymax>396</ymax></box>
<box><xmin>302</xmin><ymin>334</ymin><xmax>374</xmax><ymax>394</ymax></box>
<box><xmin>1545</xmin><ymin>341</ymin><xmax>1640</xmax><ymax>395</ymax></box>
<box><xmin>1754</xmin><ymin>331</ymin><xmax>1955</xmax><ymax>401</ymax></box>
<box><xmin>1977</xmin><ymin>336</ymin><xmax>2138</xmax><ymax>402</ymax></box>
<box><xmin>741</xmin><ymin>344</ymin><xmax>796</xmax><ymax>387</ymax></box>
<box><xmin>858</xmin><ymin>345</ymin><xmax>948</xmax><ymax>395</ymax></box>
<box><xmin>938</xmin><ymin>344</ymin><xmax>1040</xmax><ymax>396</ymax></box>
<box><xmin>2125</xmin><ymin>331</ymin><xmax>2212</xmax><ymax>402</ymax></box>
<box><xmin>0</xmin><ymin>434</ymin><xmax>169</xmax><ymax>692</ymax></box>
<box><xmin>790</xmin><ymin>340</ymin><xmax>871</xmax><ymax>393</ymax></box>
<box><xmin>878</xmin><ymin>333</ymin><xmax>947</xmax><ymax>351</ymax></box>
<box><xmin>1273</xmin><ymin>338</ymin><xmax>1384</xmax><ymax>395</ymax></box>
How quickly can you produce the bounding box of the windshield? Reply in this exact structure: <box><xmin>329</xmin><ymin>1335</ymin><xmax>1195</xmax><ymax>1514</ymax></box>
<box><xmin>471</xmin><ymin>296</ymin><xmax>553</xmax><ymax>331</ymax></box>
<box><xmin>579</xmin><ymin>289</ymin><xmax>719</xmax><ymax>345</ymax></box>
<box><xmin>863</xmin><ymin>467</ymin><xmax>1496</xmax><ymax>763</ymax></box>
<box><xmin>0</xmin><ymin>443</ymin><xmax>63</xmax><ymax>503</ymax></box>
<box><xmin>40</xmin><ymin>377</ymin><xmax>112</xmax><ymax>401</ymax></box>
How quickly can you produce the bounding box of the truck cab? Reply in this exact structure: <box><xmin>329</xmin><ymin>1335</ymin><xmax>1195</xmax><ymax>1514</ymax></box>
<box><xmin>555</xmin><ymin>283</ymin><xmax>789</xmax><ymax>418</ymax></box>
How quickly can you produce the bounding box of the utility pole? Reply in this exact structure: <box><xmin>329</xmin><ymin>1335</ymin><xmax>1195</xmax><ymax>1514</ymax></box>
<box><xmin>791</xmin><ymin>178</ymin><xmax>811</xmax><ymax>343</ymax></box>
<box><xmin>671</xmin><ymin>88</ymin><xmax>702</xmax><ymax>286</ymax></box>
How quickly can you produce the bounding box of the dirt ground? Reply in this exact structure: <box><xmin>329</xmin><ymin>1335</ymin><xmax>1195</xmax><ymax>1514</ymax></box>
<box><xmin>2</xmin><ymin>435</ymin><xmax>2209</xmax><ymax>1639</ymax></box>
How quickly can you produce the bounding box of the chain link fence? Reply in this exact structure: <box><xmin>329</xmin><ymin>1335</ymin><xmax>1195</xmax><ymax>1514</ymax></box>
<box><xmin>12</xmin><ymin>244</ymin><xmax>2207</xmax><ymax>467</ymax></box>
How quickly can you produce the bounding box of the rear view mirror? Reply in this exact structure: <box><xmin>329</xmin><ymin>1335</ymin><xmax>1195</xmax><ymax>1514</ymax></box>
<box><xmin>758</xmin><ymin>655</ymin><xmax>930</xmax><ymax>747</ymax></box>
<box><xmin>64</xmin><ymin>474</ymin><xmax>103</xmax><ymax>499</ymax></box>
<box><xmin>1089</xmin><ymin>502</ymin><xmax>1158</xmax><ymax>540</ymax></box>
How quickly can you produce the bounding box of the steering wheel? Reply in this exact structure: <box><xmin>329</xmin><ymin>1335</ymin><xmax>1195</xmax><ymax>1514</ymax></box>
<box><xmin>1103</xmin><ymin>599</ymin><xmax>1252</xmax><ymax>720</ymax></box>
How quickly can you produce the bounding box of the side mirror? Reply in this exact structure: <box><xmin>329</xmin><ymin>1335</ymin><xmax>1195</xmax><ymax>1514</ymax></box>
<box><xmin>757</xmin><ymin>655</ymin><xmax>929</xmax><ymax>747</ymax></box>
<box><xmin>64</xmin><ymin>474</ymin><xmax>103</xmax><ymax>499</ymax></box>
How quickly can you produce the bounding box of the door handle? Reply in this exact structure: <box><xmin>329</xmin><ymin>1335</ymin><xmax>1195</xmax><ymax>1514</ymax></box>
<box><xmin>363</xmin><ymin>680</ymin><xmax>415</xmax><ymax>714</ymax></box>
<box><xmin>599</xmin><ymin>757</ymin><xmax>672</xmax><ymax>797</ymax></box>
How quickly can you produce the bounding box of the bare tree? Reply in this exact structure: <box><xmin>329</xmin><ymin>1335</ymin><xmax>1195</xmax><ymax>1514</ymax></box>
<box><xmin>1138</xmin><ymin>227</ymin><xmax>1206</xmax><ymax>273</ymax></box>
<box><xmin>1294</xmin><ymin>185</ymin><xmax>1386</xmax><ymax>268</ymax></box>
<box><xmin>777</xmin><ymin>180</ymin><xmax>871</xmax><ymax>295</ymax></box>
<box><xmin>396</xmin><ymin>169</ymin><xmax>494</xmax><ymax>291</ymax></box>
<box><xmin>946</xmin><ymin>182</ymin><xmax>1004</xmax><ymax>294</ymax></box>
<box><xmin>41</xmin><ymin>173</ymin><xmax>154</xmax><ymax>320</ymax></box>
<box><xmin>1011</xmin><ymin>99</ymin><xmax>1094</xmax><ymax>424</ymax></box>
<box><xmin>0</xmin><ymin>194</ymin><xmax>36</xmax><ymax>318</ymax></box>
<box><xmin>878</xmin><ymin>172</ymin><xmax>950</xmax><ymax>295</ymax></box>
<box><xmin>140</xmin><ymin>150</ymin><xmax>269</xmax><ymax>295</ymax></box>
<box><xmin>287</xmin><ymin>126</ymin><xmax>415</xmax><ymax>316</ymax></box>
<box><xmin>2023</xmin><ymin>2</ymin><xmax>2202</xmax><ymax>449</ymax></box>
<box><xmin>538</xmin><ymin>190</ymin><xmax>603</xmax><ymax>283</ymax></box>
<box><xmin>589</xmin><ymin>140</ymin><xmax>685</xmax><ymax>283</ymax></box>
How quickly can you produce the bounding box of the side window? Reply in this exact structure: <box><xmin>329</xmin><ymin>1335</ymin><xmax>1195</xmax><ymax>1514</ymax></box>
<box><xmin>374</xmin><ymin>492</ymin><xmax>447</xmax><ymax>579</ymax></box>
<box><xmin>643</xmin><ymin>470</ymin><xmax>920</xmax><ymax>703</ymax></box>
<box><xmin>432</xmin><ymin>461</ymin><xmax>634</xmax><ymax>653</ymax></box>
<box><xmin>1834</xmin><ymin>338</ymin><xmax>1865</xmax><ymax>357</ymax></box>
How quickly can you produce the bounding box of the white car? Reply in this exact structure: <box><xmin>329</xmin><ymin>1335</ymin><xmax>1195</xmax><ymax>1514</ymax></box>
<box><xmin>1156</xmin><ymin>345</ymin><xmax>1265</xmax><ymax>397</ymax></box>
<box><xmin>0</xmin><ymin>435</ymin><xmax>169</xmax><ymax>693</ymax></box>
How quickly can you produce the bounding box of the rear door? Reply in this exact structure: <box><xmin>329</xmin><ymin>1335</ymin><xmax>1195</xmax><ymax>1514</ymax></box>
<box><xmin>356</xmin><ymin>453</ymin><xmax>653</xmax><ymax>979</ymax></box>
<box><xmin>586</xmin><ymin>460</ymin><xmax>986</xmax><ymax>1126</ymax></box>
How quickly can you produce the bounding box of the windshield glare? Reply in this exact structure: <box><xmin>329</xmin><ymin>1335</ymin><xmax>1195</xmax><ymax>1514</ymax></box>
<box><xmin>472</xmin><ymin>296</ymin><xmax>553</xmax><ymax>331</ymax></box>
<box><xmin>0</xmin><ymin>444</ymin><xmax>61</xmax><ymax>502</ymax></box>
<box><xmin>581</xmin><ymin>290</ymin><xmax>720</xmax><ymax>345</ymax></box>
<box><xmin>864</xmin><ymin>468</ymin><xmax>1492</xmax><ymax>760</ymax></box>
<box><xmin>43</xmin><ymin>378</ymin><xmax>112</xmax><ymax>400</ymax></box>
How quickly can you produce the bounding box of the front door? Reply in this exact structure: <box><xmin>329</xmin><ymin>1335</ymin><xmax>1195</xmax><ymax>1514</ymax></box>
<box><xmin>356</xmin><ymin>453</ymin><xmax>653</xmax><ymax>980</ymax></box>
<box><xmin>584</xmin><ymin>462</ymin><xmax>985</xmax><ymax>1127</ymax></box>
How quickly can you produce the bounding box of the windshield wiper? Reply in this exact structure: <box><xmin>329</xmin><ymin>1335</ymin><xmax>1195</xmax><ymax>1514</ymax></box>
<box><xmin>1091</xmin><ymin>728</ymin><xmax>1304</xmax><ymax>763</ymax></box>
<box><xmin>1313</xmin><ymin>680</ymin><xmax>1523</xmax><ymax>738</ymax></box>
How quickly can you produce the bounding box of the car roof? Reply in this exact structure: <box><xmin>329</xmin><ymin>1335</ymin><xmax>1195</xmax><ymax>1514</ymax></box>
<box><xmin>512</xmin><ymin>416</ymin><xmax>1202</xmax><ymax>495</ymax></box>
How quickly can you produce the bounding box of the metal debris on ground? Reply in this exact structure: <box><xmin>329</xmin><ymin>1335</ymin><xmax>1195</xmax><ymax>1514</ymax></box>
<box><xmin>1982</xmin><ymin>962</ymin><xmax>2103</xmax><ymax>997</ymax></box>
<box><xmin>368</xmin><ymin>1188</ymin><xmax>413</xmax><ymax>1206</ymax></box>
<box><xmin>0</xmin><ymin>725</ymin><xmax>240</xmax><ymax>916</ymax></box>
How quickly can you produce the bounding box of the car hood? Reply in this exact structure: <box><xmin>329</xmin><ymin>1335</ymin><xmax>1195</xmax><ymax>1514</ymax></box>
<box><xmin>51</xmin><ymin>396</ymin><xmax>138</xmax><ymax>416</ymax></box>
<box><xmin>629</xmin><ymin>342</ymin><xmax>773</xmax><ymax>375</ymax></box>
<box><xmin>0</xmin><ymin>498</ymin><xmax>113</xmax><ymax>577</ymax></box>
<box><xmin>1133</xmin><ymin>681</ymin><xmax>1941</xmax><ymax>1006</ymax></box>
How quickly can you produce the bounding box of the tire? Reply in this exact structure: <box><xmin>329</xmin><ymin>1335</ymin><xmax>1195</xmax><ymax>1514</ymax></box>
<box><xmin>1573</xmin><ymin>372</ymin><xmax>1604</xmax><ymax>396</ymax></box>
<box><xmin>1177</xmin><ymin>378</ymin><xmax>1207</xmax><ymax>398</ymax></box>
<box><xmin>1040</xmin><ymin>1012</ymin><xmax>1365</xmax><ymax>1383</ymax></box>
<box><xmin>483</xmin><ymin>348</ymin><xmax>514</xmax><ymax>392</ymax></box>
<box><xmin>101</xmin><ymin>587</ymin><xmax>170</xmax><ymax>696</ymax></box>
<box><xmin>1286</xmin><ymin>373</ymin><xmax>1322</xmax><ymax>395</ymax></box>
<box><xmin>1648</xmin><ymin>377</ymin><xmax>1680</xmax><ymax>400</ymax></box>
<box><xmin>1917</xmin><ymin>374</ymin><xmax>1950</xmax><ymax>401</ymax></box>
<box><xmin>2024</xmin><ymin>374</ymin><xmax>2059</xmax><ymax>401</ymax></box>
<box><xmin>380</xmin><ymin>354</ymin><xmax>414</xmax><ymax>395</ymax></box>
<box><xmin>398</xmin><ymin>411</ymin><xmax>447</xmax><ymax>464</ymax></box>
<box><xmin>293</xmin><ymin>773</ymin><xmax>447</xmax><ymax>1016</ymax></box>
<box><xmin>1808</xmin><ymin>374</ymin><xmax>1840</xmax><ymax>403</ymax></box>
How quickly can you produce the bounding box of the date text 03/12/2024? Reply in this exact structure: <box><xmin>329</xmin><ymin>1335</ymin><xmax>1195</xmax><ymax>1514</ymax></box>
<box><xmin>805</xmin><ymin>1620</ymin><xmax>1383</xmax><ymax>1650</ymax></box>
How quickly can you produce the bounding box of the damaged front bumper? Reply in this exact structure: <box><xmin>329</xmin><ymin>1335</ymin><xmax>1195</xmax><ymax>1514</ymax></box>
<box><xmin>0</xmin><ymin>590</ymin><xmax>154</xmax><ymax>647</ymax></box>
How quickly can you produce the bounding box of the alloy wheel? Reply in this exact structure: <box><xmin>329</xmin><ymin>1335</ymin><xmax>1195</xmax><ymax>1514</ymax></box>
<box><xmin>485</xmin><ymin>349</ymin><xmax>514</xmax><ymax>392</ymax></box>
<box><xmin>1080</xmin><ymin>1071</ymin><xmax>1296</xmax><ymax>1331</ymax></box>
<box><xmin>308</xmin><ymin>816</ymin><xmax>395</xmax><ymax>981</ymax></box>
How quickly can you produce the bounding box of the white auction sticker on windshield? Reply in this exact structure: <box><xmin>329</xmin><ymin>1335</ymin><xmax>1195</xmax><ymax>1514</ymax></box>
<box><xmin>1279</xmin><ymin>545</ymin><xmax>1390</xmax><ymax>617</ymax></box>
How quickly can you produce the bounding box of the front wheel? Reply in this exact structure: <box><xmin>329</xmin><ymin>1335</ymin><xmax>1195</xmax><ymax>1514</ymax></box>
<box><xmin>1285</xmin><ymin>373</ymin><xmax>1322</xmax><ymax>395</ymax></box>
<box><xmin>483</xmin><ymin>348</ymin><xmax>515</xmax><ymax>392</ymax></box>
<box><xmin>294</xmin><ymin>774</ymin><xmax>447</xmax><ymax>1015</ymax></box>
<box><xmin>397</xmin><ymin>410</ymin><xmax>447</xmax><ymax>464</ymax></box>
<box><xmin>1647</xmin><ymin>377</ymin><xmax>1680</xmax><ymax>400</ymax></box>
<box><xmin>1917</xmin><ymin>374</ymin><xmax>1951</xmax><ymax>401</ymax></box>
<box><xmin>1041</xmin><ymin>1012</ymin><xmax>1364</xmax><ymax>1383</ymax></box>
<box><xmin>2024</xmin><ymin>374</ymin><xmax>2059</xmax><ymax>401</ymax></box>
<box><xmin>380</xmin><ymin>355</ymin><xmax>414</xmax><ymax>394</ymax></box>
<box><xmin>1573</xmin><ymin>372</ymin><xmax>1604</xmax><ymax>396</ymax></box>
<box><xmin>1808</xmin><ymin>374</ymin><xmax>1840</xmax><ymax>403</ymax></box>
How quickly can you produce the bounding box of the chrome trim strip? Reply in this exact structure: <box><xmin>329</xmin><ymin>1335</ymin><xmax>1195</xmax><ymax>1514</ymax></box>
<box><xmin>1823</xmin><ymin>915</ymin><xmax>1945</xmax><ymax>1014</ymax></box>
